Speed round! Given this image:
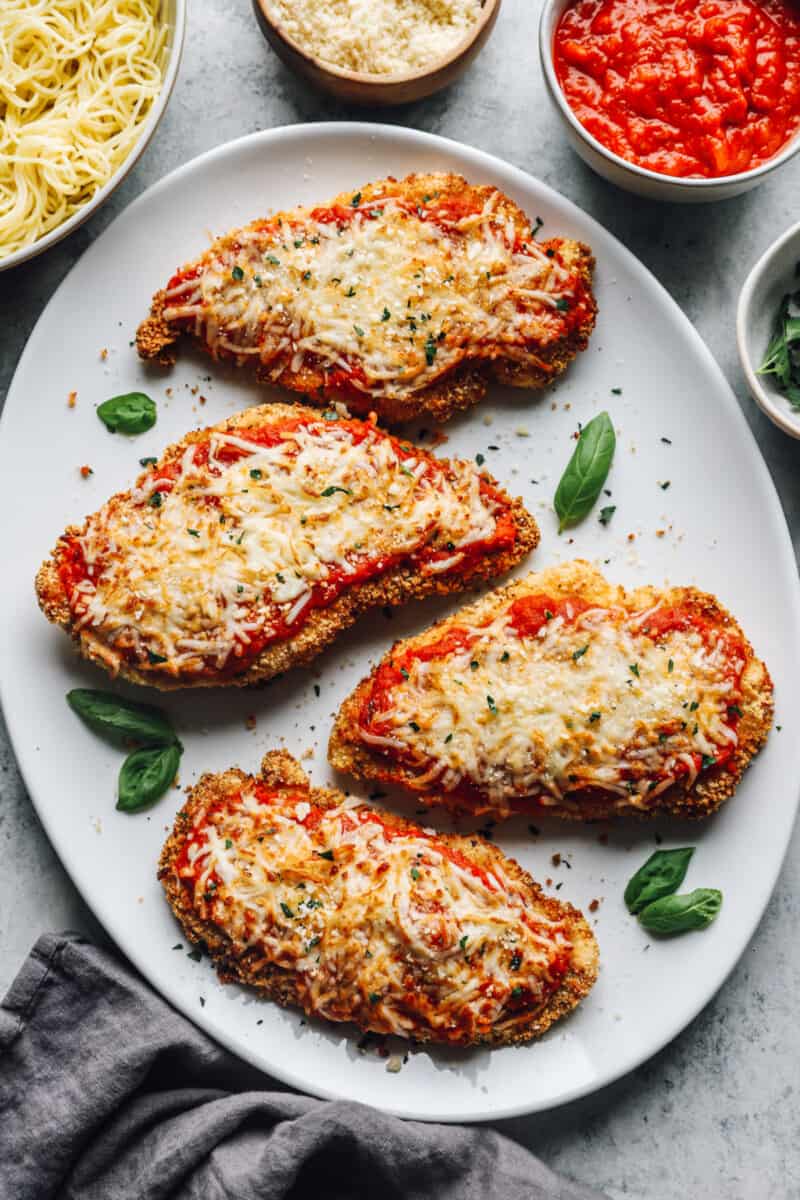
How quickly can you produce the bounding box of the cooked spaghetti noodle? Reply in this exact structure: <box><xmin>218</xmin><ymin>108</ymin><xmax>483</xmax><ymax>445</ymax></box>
<box><xmin>0</xmin><ymin>0</ymin><xmax>168</xmax><ymax>260</ymax></box>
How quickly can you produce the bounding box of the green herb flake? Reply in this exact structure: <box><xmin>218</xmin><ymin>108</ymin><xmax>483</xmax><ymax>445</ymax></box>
<box><xmin>424</xmin><ymin>334</ymin><xmax>437</xmax><ymax>365</ymax></box>
<box><xmin>280</xmin><ymin>902</ymin><xmax>294</xmax><ymax>919</ymax></box>
<box><xmin>231</xmin><ymin>265</ymin><xmax>244</xmax><ymax>281</ymax></box>
<box><xmin>589</xmin><ymin>711</ymin><xmax>601</xmax><ymax>723</ymax></box>
<box><xmin>316</xmin><ymin>849</ymin><xmax>335</xmax><ymax>861</ymax></box>
<box><xmin>139</xmin><ymin>456</ymin><xmax>157</xmax><ymax>467</ymax></box>
<box><xmin>555</xmin><ymin>297</ymin><xmax>570</xmax><ymax>312</ymax></box>
<box><xmin>629</xmin><ymin>663</ymin><xmax>640</xmax><ymax>677</ymax></box>
<box><xmin>353</xmin><ymin>324</ymin><xmax>364</xmax><ymax>337</ymax></box>
<box><xmin>321</xmin><ymin>485</ymin><xmax>352</xmax><ymax>497</ymax></box>
<box><xmin>475</xmin><ymin>452</ymin><xmax>485</xmax><ymax>466</ymax></box>
<box><xmin>668</xmin><ymin>658</ymin><xmax>674</xmax><ymax>673</ymax></box>
<box><xmin>444</xmin><ymin>732</ymin><xmax>453</xmax><ymax>744</ymax></box>
<box><xmin>266</xmin><ymin>254</ymin><xmax>280</xmax><ymax>266</ymax></box>
<box><xmin>599</xmin><ymin>505</ymin><xmax>616</xmax><ymax>526</ymax></box>
<box><xmin>487</xmin><ymin>695</ymin><xmax>497</xmax><ymax>715</ymax></box>
<box><xmin>381</xmin><ymin>307</ymin><xmax>391</xmax><ymax>321</ymax></box>
<box><xmin>572</xmin><ymin>645</ymin><xmax>588</xmax><ymax>662</ymax></box>
<box><xmin>351</xmin><ymin>192</ymin><xmax>362</xmax><ymax>207</ymax></box>
<box><xmin>250</xmin><ymin>468</ymin><xmax>262</xmax><ymax>479</ymax></box>
<box><xmin>410</xmin><ymin>866</ymin><xmax>420</xmax><ymax>881</ymax></box>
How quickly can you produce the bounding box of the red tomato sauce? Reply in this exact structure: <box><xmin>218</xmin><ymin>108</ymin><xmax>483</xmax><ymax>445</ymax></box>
<box><xmin>553</xmin><ymin>0</ymin><xmax>800</xmax><ymax>177</ymax></box>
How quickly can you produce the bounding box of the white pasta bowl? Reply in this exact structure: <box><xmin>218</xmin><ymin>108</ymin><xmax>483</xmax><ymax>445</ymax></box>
<box><xmin>737</xmin><ymin>221</ymin><xmax>800</xmax><ymax>440</ymax></box>
<box><xmin>0</xmin><ymin>0</ymin><xmax>186</xmax><ymax>273</ymax></box>
<box><xmin>539</xmin><ymin>0</ymin><xmax>800</xmax><ymax>203</ymax></box>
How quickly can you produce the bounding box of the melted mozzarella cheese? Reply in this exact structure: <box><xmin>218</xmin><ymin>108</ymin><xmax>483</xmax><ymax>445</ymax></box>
<box><xmin>162</xmin><ymin>193</ymin><xmax>578</xmax><ymax>400</ymax></box>
<box><xmin>178</xmin><ymin>782</ymin><xmax>571</xmax><ymax>1041</ymax></box>
<box><xmin>68</xmin><ymin>416</ymin><xmax>502</xmax><ymax>678</ymax></box>
<box><xmin>360</xmin><ymin>602</ymin><xmax>745</xmax><ymax>813</ymax></box>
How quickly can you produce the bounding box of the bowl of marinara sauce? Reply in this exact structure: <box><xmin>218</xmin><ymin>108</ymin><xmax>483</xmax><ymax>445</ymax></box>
<box><xmin>539</xmin><ymin>0</ymin><xmax>800</xmax><ymax>202</ymax></box>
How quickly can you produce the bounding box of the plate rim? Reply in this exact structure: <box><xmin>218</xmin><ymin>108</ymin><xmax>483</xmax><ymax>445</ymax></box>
<box><xmin>3</xmin><ymin>120</ymin><xmax>799</xmax><ymax>1122</ymax></box>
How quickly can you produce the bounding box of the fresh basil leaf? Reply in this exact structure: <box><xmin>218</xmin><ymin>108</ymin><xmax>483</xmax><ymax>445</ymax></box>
<box><xmin>67</xmin><ymin>688</ymin><xmax>179</xmax><ymax>748</ymax></box>
<box><xmin>554</xmin><ymin>411</ymin><xmax>616</xmax><ymax>533</ymax></box>
<box><xmin>97</xmin><ymin>392</ymin><xmax>156</xmax><ymax>435</ymax></box>
<box><xmin>117</xmin><ymin>743</ymin><xmax>182</xmax><ymax>813</ymax></box>
<box><xmin>624</xmin><ymin>847</ymin><xmax>694</xmax><ymax>914</ymax></box>
<box><xmin>637</xmin><ymin>888</ymin><xmax>722</xmax><ymax>936</ymax></box>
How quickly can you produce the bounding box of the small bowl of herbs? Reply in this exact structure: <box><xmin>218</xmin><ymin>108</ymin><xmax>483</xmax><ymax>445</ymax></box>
<box><xmin>738</xmin><ymin>220</ymin><xmax>800</xmax><ymax>440</ymax></box>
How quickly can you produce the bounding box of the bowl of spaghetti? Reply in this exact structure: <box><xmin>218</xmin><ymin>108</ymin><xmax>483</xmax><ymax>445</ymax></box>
<box><xmin>0</xmin><ymin>0</ymin><xmax>185</xmax><ymax>271</ymax></box>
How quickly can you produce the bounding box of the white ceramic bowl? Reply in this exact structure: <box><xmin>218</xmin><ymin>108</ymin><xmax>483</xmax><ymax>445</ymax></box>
<box><xmin>737</xmin><ymin>221</ymin><xmax>800</xmax><ymax>439</ymax></box>
<box><xmin>539</xmin><ymin>0</ymin><xmax>800</xmax><ymax>203</ymax></box>
<box><xmin>0</xmin><ymin>0</ymin><xmax>186</xmax><ymax>273</ymax></box>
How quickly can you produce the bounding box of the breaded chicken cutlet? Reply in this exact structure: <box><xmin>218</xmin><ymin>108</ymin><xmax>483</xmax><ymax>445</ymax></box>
<box><xmin>329</xmin><ymin>561</ymin><xmax>773</xmax><ymax>822</ymax></box>
<box><xmin>136</xmin><ymin>172</ymin><xmax>597</xmax><ymax>425</ymax></box>
<box><xmin>159</xmin><ymin>750</ymin><xmax>599</xmax><ymax>1047</ymax></box>
<box><xmin>35</xmin><ymin>403</ymin><xmax>538</xmax><ymax>689</ymax></box>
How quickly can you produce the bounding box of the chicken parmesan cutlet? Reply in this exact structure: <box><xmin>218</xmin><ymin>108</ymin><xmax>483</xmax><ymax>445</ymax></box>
<box><xmin>35</xmin><ymin>404</ymin><xmax>537</xmax><ymax>689</ymax></box>
<box><xmin>159</xmin><ymin>751</ymin><xmax>598</xmax><ymax>1046</ymax></box>
<box><xmin>330</xmin><ymin>561</ymin><xmax>773</xmax><ymax>821</ymax></box>
<box><xmin>136</xmin><ymin>173</ymin><xmax>597</xmax><ymax>425</ymax></box>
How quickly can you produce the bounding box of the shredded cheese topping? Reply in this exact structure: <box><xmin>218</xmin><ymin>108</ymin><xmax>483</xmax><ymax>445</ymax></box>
<box><xmin>359</xmin><ymin>597</ymin><xmax>746</xmax><ymax>814</ymax></box>
<box><xmin>161</xmin><ymin>189</ymin><xmax>579</xmax><ymax>402</ymax></box>
<box><xmin>177</xmin><ymin>780</ymin><xmax>572</xmax><ymax>1042</ymax></box>
<box><xmin>63</xmin><ymin>413</ymin><xmax>508</xmax><ymax>680</ymax></box>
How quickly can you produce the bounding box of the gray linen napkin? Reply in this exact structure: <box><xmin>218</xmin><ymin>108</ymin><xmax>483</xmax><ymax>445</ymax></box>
<box><xmin>0</xmin><ymin>933</ymin><xmax>604</xmax><ymax>1200</ymax></box>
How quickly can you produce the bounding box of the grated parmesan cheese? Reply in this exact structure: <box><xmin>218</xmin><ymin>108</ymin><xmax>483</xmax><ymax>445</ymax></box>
<box><xmin>265</xmin><ymin>0</ymin><xmax>484</xmax><ymax>76</ymax></box>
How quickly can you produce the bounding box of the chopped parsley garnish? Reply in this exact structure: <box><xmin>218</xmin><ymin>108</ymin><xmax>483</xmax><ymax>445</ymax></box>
<box><xmin>555</xmin><ymin>297</ymin><xmax>570</xmax><ymax>312</ymax></box>
<box><xmin>302</xmin><ymin>270</ymin><xmax>311</xmax><ymax>281</ymax></box>
<box><xmin>511</xmin><ymin>985</ymin><xmax>523</xmax><ymax>998</ymax></box>
<box><xmin>702</xmin><ymin>755</ymin><xmax>717</xmax><ymax>770</ymax></box>
<box><xmin>487</xmin><ymin>695</ymin><xmax>497</xmax><ymax>715</ymax></box>
<box><xmin>250</xmin><ymin>468</ymin><xmax>262</xmax><ymax>479</ymax></box>
<box><xmin>629</xmin><ymin>662</ymin><xmax>640</xmax><ymax>677</ymax></box>
<box><xmin>510</xmin><ymin>950</ymin><xmax>522</xmax><ymax>970</ymax></box>
<box><xmin>470</xmin><ymin>660</ymin><xmax>479</xmax><ymax>671</ymax></box>
<box><xmin>231</xmin><ymin>265</ymin><xmax>244</xmax><ymax>281</ymax></box>
<box><xmin>187</xmin><ymin>528</ymin><xmax>200</xmax><ymax>538</ymax></box>
<box><xmin>306</xmin><ymin>936</ymin><xmax>321</xmax><ymax>952</ymax></box>
<box><xmin>660</xmin><ymin>480</ymin><xmax>671</xmax><ymax>490</ymax></box>
<box><xmin>500</xmin><ymin>650</ymin><xmax>510</xmax><ymax>662</ymax></box>
<box><xmin>254</xmin><ymin>274</ymin><xmax>262</xmax><ymax>286</ymax></box>
<box><xmin>294</xmin><ymin>238</ymin><xmax>304</xmax><ymax>248</ymax></box>
<box><xmin>589</xmin><ymin>711</ymin><xmax>601</xmax><ymax>723</ymax></box>
<box><xmin>353</xmin><ymin>324</ymin><xmax>364</xmax><ymax>337</ymax></box>
<box><xmin>459</xmin><ymin>935</ymin><xmax>469</xmax><ymax>952</ymax></box>
<box><xmin>316</xmin><ymin>849</ymin><xmax>335</xmax><ymax>861</ymax></box>
<box><xmin>410</xmin><ymin>866</ymin><xmax>420</xmax><ymax>881</ymax></box>
<box><xmin>224</xmin><ymin>838</ymin><xmax>233</xmax><ymax>849</ymax></box>
<box><xmin>147</xmin><ymin>650</ymin><xmax>167</xmax><ymax>664</ymax></box>
<box><xmin>611</xmin><ymin>387</ymin><xmax>622</xmax><ymax>395</ymax></box>
<box><xmin>689</xmin><ymin>700</ymin><xmax>699</xmax><ymax>711</ymax></box>
<box><xmin>321</xmin><ymin>485</ymin><xmax>352</xmax><ymax>497</ymax></box>
<box><xmin>381</xmin><ymin>307</ymin><xmax>391</xmax><ymax>321</ymax></box>
<box><xmin>475</xmin><ymin>453</ymin><xmax>485</xmax><ymax>466</ymax></box>
<box><xmin>572</xmin><ymin>645</ymin><xmax>588</xmax><ymax>661</ymax></box>
<box><xmin>400</xmin><ymin>667</ymin><xmax>410</xmax><ymax>680</ymax></box>
<box><xmin>351</xmin><ymin>192</ymin><xmax>362</xmax><ymax>206</ymax></box>
<box><xmin>599</xmin><ymin>505</ymin><xmax>616</xmax><ymax>526</ymax></box>
<box><xmin>369</xmin><ymin>992</ymin><xmax>380</xmax><ymax>1004</ymax></box>
<box><xmin>148</xmin><ymin>491</ymin><xmax>162</xmax><ymax>508</ymax></box>
<box><xmin>139</xmin><ymin>456</ymin><xmax>157</xmax><ymax>467</ymax></box>
<box><xmin>444</xmin><ymin>732</ymin><xmax>453</xmax><ymax>744</ymax></box>
<box><xmin>727</xmin><ymin>704</ymin><xmax>743</xmax><ymax>718</ymax></box>
<box><xmin>384</xmin><ymin>503</ymin><xmax>400</xmax><ymax>511</ymax></box>
<box><xmin>266</xmin><ymin>254</ymin><xmax>280</xmax><ymax>266</ymax></box>
<box><xmin>424</xmin><ymin>333</ymin><xmax>437</xmax><ymax>365</ymax></box>
<box><xmin>409</xmin><ymin>720</ymin><xmax>420</xmax><ymax>732</ymax></box>
<box><xmin>280</xmin><ymin>902</ymin><xmax>294</xmax><ymax>919</ymax></box>
<box><xmin>544</xmin><ymin>609</ymin><xmax>554</xmax><ymax>621</ymax></box>
<box><xmin>345</xmin><ymin>285</ymin><xmax>356</xmax><ymax>297</ymax></box>
<box><xmin>668</xmin><ymin>658</ymin><xmax>674</xmax><ymax>673</ymax></box>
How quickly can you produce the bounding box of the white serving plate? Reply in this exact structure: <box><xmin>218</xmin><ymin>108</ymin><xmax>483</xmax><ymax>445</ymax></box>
<box><xmin>1</xmin><ymin>123</ymin><xmax>798</xmax><ymax>1122</ymax></box>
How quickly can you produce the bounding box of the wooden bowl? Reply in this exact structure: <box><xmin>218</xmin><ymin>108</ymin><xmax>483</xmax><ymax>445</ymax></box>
<box><xmin>252</xmin><ymin>0</ymin><xmax>501</xmax><ymax>106</ymax></box>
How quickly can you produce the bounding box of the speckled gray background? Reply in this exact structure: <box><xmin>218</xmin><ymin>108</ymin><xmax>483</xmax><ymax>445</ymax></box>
<box><xmin>1</xmin><ymin>2</ymin><xmax>799</xmax><ymax>1196</ymax></box>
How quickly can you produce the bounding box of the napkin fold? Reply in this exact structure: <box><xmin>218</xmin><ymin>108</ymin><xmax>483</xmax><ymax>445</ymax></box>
<box><xmin>0</xmin><ymin>933</ymin><xmax>604</xmax><ymax>1199</ymax></box>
